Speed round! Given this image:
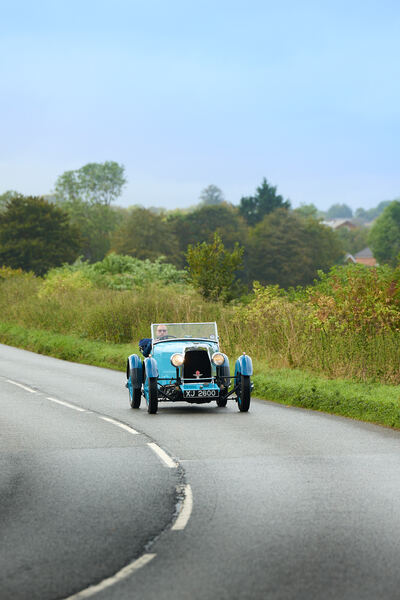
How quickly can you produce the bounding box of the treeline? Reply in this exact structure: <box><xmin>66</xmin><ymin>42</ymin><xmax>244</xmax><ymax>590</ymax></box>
<box><xmin>1</xmin><ymin>162</ymin><xmax>399</xmax><ymax>288</ymax></box>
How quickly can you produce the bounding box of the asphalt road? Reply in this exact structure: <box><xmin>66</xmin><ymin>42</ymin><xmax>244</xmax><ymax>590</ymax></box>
<box><xmin>2</xmin><ymin>344</ymin><xmax>400</xmax><ymax>600</ymax></box>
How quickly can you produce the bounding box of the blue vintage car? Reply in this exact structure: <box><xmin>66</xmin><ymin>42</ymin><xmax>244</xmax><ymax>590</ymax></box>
<box><xmin>126</xmin><ymin>322</ymin><xmax>253</xmax><ymax>414</ymax></box>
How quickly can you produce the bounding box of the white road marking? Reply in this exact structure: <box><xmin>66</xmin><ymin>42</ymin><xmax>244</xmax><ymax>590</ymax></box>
<box><xmin>47</xmin><ymin>397</ymin><xmax>87</xmax><ymax>412</ymax></box>
<box><xmin>147</xmin><ymin>442</ymin><xmax>177</xmax><ymax>468</ymax></box>
<box><xmin>99</xmin><ymin>416</ymin><xmax>139</xmax><ymax>435</ymax></box>
<box><xmin>6</xmin><ymin>379</ymin><xmax>37</xmax><ymax>394</ymax></box>
<box><xmin>62</xmin><ymin>553</ymin><xmax>156</xmax><ymax>599</ymax></box>
<box><xmin>172</xmin><ymin>484</ymin><xmax>193</xmax><ymax>531</ymax></box>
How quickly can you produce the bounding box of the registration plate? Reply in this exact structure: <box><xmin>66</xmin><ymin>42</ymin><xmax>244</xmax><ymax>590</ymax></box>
<box><xmin>184</xmin><ymin>389</ymin><xmax>218</xmax><ymax>398</ymax></box>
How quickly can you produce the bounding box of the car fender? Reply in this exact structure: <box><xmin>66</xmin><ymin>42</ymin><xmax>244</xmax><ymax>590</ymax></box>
<box><xmin>144</xmin><ymin>356</ymin><xmax>159</xmax><ymax>379</ymax></box>
<box><xmin>234</xmin><ymin>354</ymin><xmax>253</xmax><ymax>379</ymax></box>
<box><xmin>127</xmin><ymin>354</ymin><xmax>143</xmax><ymax>389</ymax></box>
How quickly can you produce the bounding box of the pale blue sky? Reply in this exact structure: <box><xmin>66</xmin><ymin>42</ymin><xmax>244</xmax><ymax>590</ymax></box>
<box><xmin>1</xmin><ymin>0</ymin><xmax>399</xmax><ymax>210</ymax></box>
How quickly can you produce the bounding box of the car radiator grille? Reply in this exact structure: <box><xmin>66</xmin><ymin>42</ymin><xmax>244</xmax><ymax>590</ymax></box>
<box><xmin>183</xmin><ymin>350</ymin><xmax>212</xmax><ymax>381</ymax></box>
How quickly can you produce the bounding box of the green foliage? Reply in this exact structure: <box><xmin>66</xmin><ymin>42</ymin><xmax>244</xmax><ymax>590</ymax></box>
<box><xmin>0</xmin><ymin>190</ymin><xmax>19</xmax><ymax>212</ymax></box>
<box><xmin>354</xmin><ymin>200</ymin><xmax>393</xmax><ymax>223</ymax></box>
<box><xmin>325</xmin><ymin>203</ymin><xmax>353</xmax><ymax>219</ymax></box>
<box><xmin>186</xmin><ymin>233</ymin><xmax>244</xmax><ymax>301</ymax></box>
<box><xmin>39</xmin><ymin>269</ymin><xmax>94</xmax><ymax>298</ymax></box>
<box><xmin>54</xmin><ymin>161</ymin><xmax>126</xmax><ymax>205</ymax></box>
<box><xmin>168</xmin><ymin>203</ymin><xmax>248</xmax><ymax>267</ymax></box>
<box><xmin>111</xmin><ymin>207</ymin><xmax>180</xmax><ymax>264</ymax></box>
<box><xmin>309</xmin><ymin>264</ymin><xmax>400</xmax><ymax>333</ymax></box>
<box><xmin>53</xmin><ymin>162</ymin><xmax>127</xmax><ymax>262</ymax></box>
<box><xmin>57</xmin><ymin>198</ymin><xmax>123</xmax><ymax>262</ymax></box>
<box><xmin>0</xmin><ymin>195</ymin><xmax>81</xmax><ymax>275</ymax></box>
<box><xmin>43</xmin><ymin>253</ymin><xmax>187</xmax><ymax>292</ymax></box>
<box><xmin>253</xmin><ymin>368</ymin><xmax>400</xmax><ymax>429</ymax></box>
<box><xmin>0</xmin><ymin>265</ymin><xmax>34</xmax><ymax>280</ymax></box>
<box><xmin>199</xmin><ymin>184</ymin><xmax>225</xmax><ymax>206</ymax></box>
<box><xmin>368</xmin><ymin>200</ymin><xmax>400</xmax><ymax>266</ymax></box>
<box><xmin>334</xmin><ymin>226</ymin><xmax>369</xmax><ymax>255</ymax></box>
<box><xmin>246</xmin><ymin>209</ymin><xmax>343</xmax><ymax>287</ymax></box>
<box><xmin>293</xmin><ymin>203</ymin><xmax>320</xmax><ymax>219</ymax></box>
<box><xmin>239</xmin><ymin>178</ymin><xmax>290</xmax><ymax>226</ymax></box>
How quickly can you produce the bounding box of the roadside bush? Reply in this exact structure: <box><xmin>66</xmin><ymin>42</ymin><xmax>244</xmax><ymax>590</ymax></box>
<box><xmin>44</xmin><ymin>253</ymin><xmax>187</xmax><ymax>291</ymax></box>
<box><xmin>309</xmin><ymin>264</ymin><xmax>400</xmax><ymax>333</ymax></box>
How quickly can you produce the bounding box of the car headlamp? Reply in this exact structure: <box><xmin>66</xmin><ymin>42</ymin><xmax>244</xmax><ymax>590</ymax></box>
<box><xmin>171</xmin><ymin>353</ymin><xmax>184</xmax><ymax>367</ymax></box>
<box><xmin>212</xmin><ymin>352</ymin><xmax>225</xmax><ymax>366</ymax></box>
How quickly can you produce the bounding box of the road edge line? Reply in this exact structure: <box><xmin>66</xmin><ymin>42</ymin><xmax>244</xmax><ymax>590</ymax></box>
<box><xmin>6</xmin><ymin>379</ymin><xmax>37</xmax><ymax>394</ymax></box>
<box><xmin>61</xmin><ymin>553</ymin><xmax>156</xmax><ymax>599</ymax></box>
<box><xmin>147</xmin><ymin>442</ymin><xmax>177</xmax><ymax>468</ymax></box>
<box><xmin>171</xmin><ymin>484</ymin><xmax>193</xmax><ymax>531</ymax></box>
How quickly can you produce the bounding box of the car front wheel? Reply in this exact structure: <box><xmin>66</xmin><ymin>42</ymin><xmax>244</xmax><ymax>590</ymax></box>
<box><xmin>147</xmin><ymin>377</ymin><xmax>158</xmax><ymax>414</ymax></box>
<box><xmin>129</xmin><ymin>386</ymin><xmax>141</xmax><ymax>409</ymax></box>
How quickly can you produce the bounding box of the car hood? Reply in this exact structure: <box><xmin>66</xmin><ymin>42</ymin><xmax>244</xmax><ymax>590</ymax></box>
<box><xmin>150</xmin><ymin>339</ymin><xmax>219</xmax><ymax>380</ymax></box>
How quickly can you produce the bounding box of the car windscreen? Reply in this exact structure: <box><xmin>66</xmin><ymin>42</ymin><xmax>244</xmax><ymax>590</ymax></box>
<box><xmin>151</xmin><ymin>322</ymin><xmax>217</xmax><ymax>341</ymax></box>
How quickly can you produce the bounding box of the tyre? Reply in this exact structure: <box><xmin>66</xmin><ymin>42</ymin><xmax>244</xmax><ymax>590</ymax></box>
<box><xmin>129</xmin><ymin>386</ymin><xmax>141</xmax><ymax>409</ymax></box>
<box><xmin>128</xmin><ymin>367</ymin><xmax>142</xmax><ymax>408</ymax></box>
<box><xmin>147</xmin><ymin>377</ymin><xmax>158</xmax><ymax>414</ymax></box>
<box><xmin>238</xmin><ymin>374</ymin><xmax>251</xmax><ymax>412</ymax></box>
<box><xmin>216</xmin><ymin>394</ymin><xmax>227</xmax><ymax>408</ymax></box>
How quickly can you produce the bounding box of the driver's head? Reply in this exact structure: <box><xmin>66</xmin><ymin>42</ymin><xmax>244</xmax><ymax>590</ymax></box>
<box><xmin>156</xmin><ymin>324</ymin><xmax>168</xmax><ymax>338</ymax></box>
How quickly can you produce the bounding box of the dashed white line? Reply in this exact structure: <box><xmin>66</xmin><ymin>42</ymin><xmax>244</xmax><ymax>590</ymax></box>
<box><xmin>61</xmin><ymin>553</ymin><xmax>156</xmax><ymax>599</ymax></box>
<box><xmin>147</xmin><ymin>442</ymin><xmax>177</xmax><ymax>468</ymax></box>
<box><xmin>99</xmin><ymin>416</ymin><xmax>139</xmax><ymax>434</ymax></box>
<box><xmin>47</xmin><ymin>397</ymin><xmax>87</xmax><ymax>412</ymax></box>
<box><xmin>172</xmin><ymin>484</ymin><xmax>193</xmax><ymax>531</ymax></box>
<box><xmin>6</xmin><ymin>379</ymin><xmax>37</xmax><ymax>394</ymax></box>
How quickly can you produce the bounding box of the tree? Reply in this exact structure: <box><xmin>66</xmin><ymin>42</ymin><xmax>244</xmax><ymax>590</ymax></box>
<box><xmin>111</xmin><ymin>207</ymin><xmax>180</xmax><ymax>263</ymax></box>
<box><xmin>335</xmin><ymin>226</ymin><xmax>369</xmax><ymax>255</ymax></box>
<box><xmin>355</xmin><ymin>200</ymin><xmax>393</xmax><ymax>223</ymax></box>
<box><xmin>186</xmin><ymin>233</ymin><xmax>244</xmax><ymax>301</ymax></box>
<box><xmin>0</xmin><ymin>196</ymin><xmax>81</xmax><ymax>275</ymax></box>
<box><xmin>53</xmin><ymin>162</ymin><xmax>127</xmax><ymax>261</ymax></box>
<box><xmin>326</xmin><ymin>203</ymin><xmax>353</xmax><ymax>219</ymax></box>
<box><xmin>0</xmin><ymin>190</ymin><xmax>19</xmax><ymax>212</ymax></box>
<box><xmin>246</xmin><ymin>209</ymin><xmax>343</xmax><ymax>287</ymax></box>
<box><xmin>369</xmin><ymin>201</ymin><xmax>400</xmax><ymax>266</ymax></box>
<box><xmin>293</xmin><ymin>203</ymin><xmax>320</xmax><ymax>219</ymax></box>
<box><xmin>199</xmin><ymin>184</ymin><xmax>225</xmax><ymax>206</ymax></box>
<box><xmin>239</xmin><ymin>178</ymin><xmax>290</xmax><ymax>226</ymax></box>
<box><xmin>168</xmin><ymin>203</ymin><xmax>248</xmax><ymax>266</ymax></box>
<box><xmin>61</xmin><ymin>199</ymin><xmax>123</xmax><ymax>262</ymax></box>
<box><xmin>54</xmin><ymin>161</ymin><xmax>126</xmax><ymax>205</ymax></box>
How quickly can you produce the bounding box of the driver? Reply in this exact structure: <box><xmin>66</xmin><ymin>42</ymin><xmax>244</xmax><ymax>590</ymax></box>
<box><xmin>156</xmin><ymin>324</ymin><xmax>168</xmax><ymax>339</ymax></box>
<box><xmin>139</xmin><ymin>324</ymin><xmax>168</xmax><ymax>357</ymax></box>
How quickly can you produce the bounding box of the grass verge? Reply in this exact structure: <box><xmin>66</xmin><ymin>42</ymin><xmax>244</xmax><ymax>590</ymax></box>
<box><xmin>1</xmin><ymin>321</ymin><xmax>399</xmax><ymax>430</ymax></box>
<box><xmin>0</xmin><ymin>321</ymin><xmax>129</xmax><ymax>370</ymax></box>
<box><xmin>253</xmin><ymin>367</ymin><xmax>400</xmax><ymax>429</ymax></box>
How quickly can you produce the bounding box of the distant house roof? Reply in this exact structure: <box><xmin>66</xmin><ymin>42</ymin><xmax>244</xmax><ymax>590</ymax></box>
<box><xmin>354</xmin><ymin>247</ymin><xmax>374</xmax><ymax>259</ymax></box>
<box><xmin>322</xmin><ymin>219</ymin><xmax>356</xmax><ymax>230</ymax></box>
<box><xmin>345</xmin><ymin>247</ymin><xmax>377</xmax><ymax>267</ymax></box>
